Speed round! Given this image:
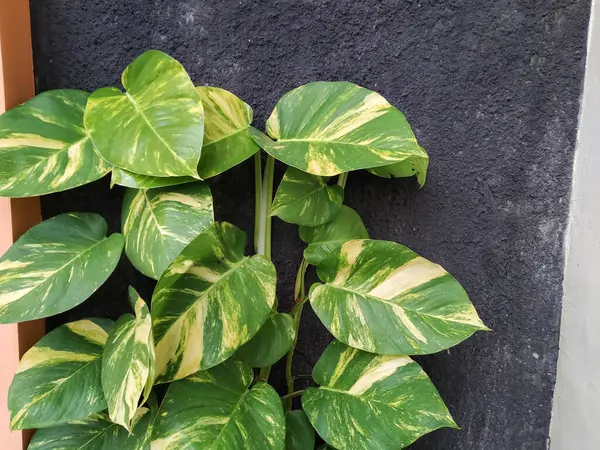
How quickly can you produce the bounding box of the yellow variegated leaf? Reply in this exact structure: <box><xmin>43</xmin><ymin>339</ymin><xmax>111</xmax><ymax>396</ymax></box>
<box><xmin>368</xmin><ymin>148</ymin><xmax>429</xmax><ymax>188</ymax></box>
<box><xmin>102</xmin><ymin>287</ymin><xmax>155</xmax><ymax>430</ymax></box>
<box><xmin>8</xmin><ymin>318</ymin><xmax>113</xmax><ymax>430</ymax></box>
<box><xmin>310</xmin><ymin>239</ymin><xmax>489</xmax><ymax>355</ymax></box>
<box><xmin>111</xmin><ymin>167</ymin><xmax>195</xmax><ymax>189</ymax></box>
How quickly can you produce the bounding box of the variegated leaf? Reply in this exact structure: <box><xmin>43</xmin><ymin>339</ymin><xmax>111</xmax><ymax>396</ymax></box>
<box><xmin>234</xmin><ymin>312</ymin><xmax>296</xmax><ymax>368</ymax></box>
<box><xmin>286</xmin><ymin>410</ymin><xmax>315</xmax><ymax>450</ymax></box>
<box><xmin>310</xmin><ymin>239</ymin><xmax>488</xmax><ymax>355</ymax></box>
<box><xmin>8</xmin><ymin>318</ymin><xmax>113</xmax><ymax>430</ymax></box>
<box><xmin>111</xmin><ymin>167</ymin><xmax>195</xmax><ymax>189</ymax></box>
<box><xmin>0</xmin><ymin>89</ymin><xmax>110</xmax><ymax>197</ymax></box>
<box><xmin>102</xmin><ymin>287</ymin><xmax>155</xmax><ymax>430</ymax></box>
<box><xmin>368</xmin><ymin>149</ymin><xmax>429</xmax><ymax>188</ymax></box>
<box><xmin>151</xmin><ymin>360</ymin><xmax>285</xmax><ymax>449</ymax></box>
<box><xmin>196</xmin><ymin>86</ymin><xmax>260</xmax><ymax>178</ymax></box>
<box><xmin>271</xmin><ymin>167</ymin><xmax>344</xmax><ymax>226</ymax></box>
<box><xmin>84</xmin><ymin>50</ymin><xmax>204</xmax><ymax>178</ymax></box>
<box><xmin>299</xmin><ymin>205</ymin><xmax>369</xmax><ymax>268</ymax></box>
<box><xmin>302</xmin><ymin>340</ymin><xmax>456</xmax><ymax>450</ymax></box>
<box><xmin>0</xmin><ymin>213</ymin><xmax>124</xmax><ymax>324</ymax></box>
<box><xmin>152</xmin><ymin>222</ymin><xmax>276</xmax><ymax>383</ymax></box>
<box><xmin>29</xmin><ymin>408</ymin><xmax>155</xmax><ymax>450</ymax></box>
<box><xmin>122</xmin><ymin>182</ymin><xmax>214</xmax><ymax>279</ymax></box>
<box><xmin>251</xmin><ymin>81</ymin><xmax>424</xmax><ymax>176</ymax></box>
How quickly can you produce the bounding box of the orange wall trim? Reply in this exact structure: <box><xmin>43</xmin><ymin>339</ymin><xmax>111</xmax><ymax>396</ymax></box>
<box><xmin>0</xmin><ymin>1</ymin><xmax>44</xmax><ymax>449</ymax></box>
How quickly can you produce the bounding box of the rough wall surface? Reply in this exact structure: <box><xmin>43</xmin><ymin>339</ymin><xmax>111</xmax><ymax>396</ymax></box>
<box><xmin>30</xmin><ymin>1</ymin><xmax>590</xmax><ymax>448</ymax></box>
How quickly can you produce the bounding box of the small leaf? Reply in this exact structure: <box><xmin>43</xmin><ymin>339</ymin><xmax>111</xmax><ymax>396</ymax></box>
<box><xmin>286</xmin><ymin>410</ymin><xmax>315</xmax><ymax>450</ymax></box>
<box><xmin>234</xmin><ymin>312</ymin><xmax>296</xmax><ymax>368</ymax></box>
<box><xmin>84</xmin><ymin>50</ymin><xmax>204</xmax><ymax>178</ymax></box>
<box><xmin>271</xmin><ymin>167</ymin><xmax>344</xmax><ymax>226</ymax></box>
<box><xmin>29</xmin><ymin>408</ymin><xmax>155</xmax><ymax>450</ymax></box>
<box><xmin>122</xmin><ymin>182</ymin><xmax>214</xmax><ymax>279</ymax></box>
<box><xmin>368</xmin><ymin>149</ymin><xmax>429</xmax><ymax>188</ymax></box>
<box><xmin>0</xmin><ymin>213</ymin><xmax>124</xmax><ymax>324</ymax></box>
<box><xmin>151</xmin><ymin>360</ymin><xmax>285</xmax><ymax>449</ymax></box>
<box><xmin>8</xmin><ymin>318</ymin><xmax>113</xmax><ymax>430</ymax></box>
<box><xmin>253</xmin><ymin>81</ymin><xmax>422</xmax><ymax>176</ymax></box>
<box><xmin>300</xmin><ymin>205</ymin><xmax>369</xmax><ymax>268</ymax></box>
<box><xmin>302</xmin><ymin>340</ymin><xmax>457</xmax><ymax>450</ymax></box>
<box><xmin>310</xmin><ymin>239</ymin><xmax>489</xmax><ymax>355</ymax></box>
<box><xmin>196</xmin><ymin>86</ymin><xmax>260</xmax><ymax>178</ymax></box>
<box><xmin>152</xmin><ymin>222</ymin><xmax>276</xmax><ymax>383</ymax></box>
<box><xmin>111</xmin><ymin>168</ymin><xmax>195</xmax><ymax>189</ymax></box>
<box><xmin>0</xmin><ymin>90</ymin><xmax>110</xmax><ymax>197</ymax></box>
<box><xmin>102</xmin><ymin>287</ymin><xmax>155</xmax><ymax>430</ymax></box>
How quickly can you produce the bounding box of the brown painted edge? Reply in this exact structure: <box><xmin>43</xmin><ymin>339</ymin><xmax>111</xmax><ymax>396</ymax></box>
<box><xmin>0</xmin><ymin>1</ymin><xmax>45</xmax><ymax>449</ymax></box>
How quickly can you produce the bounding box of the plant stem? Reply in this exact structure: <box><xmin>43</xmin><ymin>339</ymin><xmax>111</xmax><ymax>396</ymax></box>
<box><xmin>281</xmin><ymin>390</ymin><xmax>305</xmax><ymax>402</ymax></box>
<box><xmin>253</xmin><ymin>152</ymin><xmax>262</xmax><ymax>254</ymax></box>
<box><xmin>337</xmin><ymin>172</ymin><xmax>349</xmax><ymax>189</ymax></box>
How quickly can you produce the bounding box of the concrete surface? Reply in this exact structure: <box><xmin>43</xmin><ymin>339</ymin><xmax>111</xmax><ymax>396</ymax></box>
<box><xmin>30</xmin><ymin>1</ymin><xmax>590</xmax><ymax>448</ymax></box>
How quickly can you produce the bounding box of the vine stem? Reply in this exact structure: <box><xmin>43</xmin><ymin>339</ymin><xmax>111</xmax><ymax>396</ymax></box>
<box><xmin>281</xmin><ymin>390</ymin><xmax>305</xmax><ymax>402</ymax></box>
<box><xmin>337</xmin><ymin>172</ymin><xmax>349</xmax><ymax>189</ymax></box>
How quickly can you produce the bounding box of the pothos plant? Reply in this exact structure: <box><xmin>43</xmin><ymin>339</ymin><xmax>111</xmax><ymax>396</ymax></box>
<box><xmin>0</xmin><ymin>50</ymin><xmax>488</xmax><ymax>449</ymax></box>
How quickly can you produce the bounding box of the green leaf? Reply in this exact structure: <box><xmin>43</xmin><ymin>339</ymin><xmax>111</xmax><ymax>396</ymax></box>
<box><xmin>84</xmin><ymin>50</ymin><xmax>204</xmax><ymax>178</ymax></box>
<box><xmin>122</xmin><ymin>182</ymin><xmax>214</xmax><ymax>279</ymax></box>
<box><xmin>0</xmin><ymin>213</ymin><xmax>124</xmax><ymax>324</ymax></box>
<box><xmin>368</xmin><ymin>149</ymin><xmax>429</xmax><ymax>188</ymax></box>
<box><xmin>310</xmin><ymin>239</ymin><xmax>488</xmax><ymax>355</ymax></box>
<box><xmin>300</xmin><ymin>205</ymin><xmax>369</xmax><ymax>268</ymax></box>
<box><xmin>302</xmin><ymin>340</ymin><xmax>457</xmax><ymax>450</ymax></box>
<box><xmin>0</xmin><ymin>90</ymin><xmax>110</xmax><ymax>197</ymax></box>
<box><xmin>234</xmin><ymin>312</ymin><xmax>296</xmax><ymax>368</ymax></box>
<box><xmin>271</xmin><ymin>167</ymin><xmax>344</xmax><ymax>226</ymax></box>
<box><xmin>251</xmin><ymin>81</ymin><xmax>423</xmax><ymax>176</ymax></box>
<box><xmin>196</xmin><ymin>86</ymin><xmax>260</xmax><ymax>178</ymax></box>
<box><xmin>102</xmin><ymin>287</ymin><xmax>155</xmax><ymax>430</ymax></box>
<box><xmin>152</xmin><ymin>222</ymin><xmax>276</xmax><ymax>383</ymax></box>
<box><xmin>285</xmin><ymin>410</ymin><xmax>315</xmax><ymax>450</ymax></box>
<box><xmin>111</xmin><ymin>167</ymin><xmax>195</xmax><ymax>189</ymax></box>
<box><xmin>29</xmin><ymin>408</ymin><xmax>155</xmax><ymax>450</ymax></box>
<box><xmin>8</xmin><ymin>318</ymin><xmax>113</xmax><ymax>430</ymax></box>
<box><xmin>151</xmin><ymin>360</ymin><xmax>285</xmax><ymax>449</ymax></box>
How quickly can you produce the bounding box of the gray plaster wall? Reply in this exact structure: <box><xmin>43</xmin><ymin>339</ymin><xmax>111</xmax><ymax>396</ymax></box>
<box><xmin>30</xmin><ymin>1</ymin><xmax>590</xmax><ymax>448</ymax></box>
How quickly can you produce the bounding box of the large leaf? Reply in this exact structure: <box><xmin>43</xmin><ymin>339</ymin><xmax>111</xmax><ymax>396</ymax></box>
<box><xmin>302</xmin><ymin>340</ymin><xmax>456</xmax><ymax>450</ymax></box>
<box><xmin>285</xmin><ymin>410</ymin><xmax>315</xmax><ymax>450</ymax></box>
<box><xmin>0</xmin><ymin>213</ymin><xmax>124</xmax><ymax>324</ymax></box>
<box><xmin>368</xmin><ymin>150</ymin><xmax>429</xmax><ymax>188</ymax></box>
<box><xmin>310</xmin><ymin>239</ymin><xmax>488</xmax><ymax>355</ymax></box>
<box><xmin>111</xmin><ymin>167</ymin><xmax>195</xmax><ymax>189</ymax></box>
<box><xmin>196</xmin><ymin>86</ymin><xmax>260</xmax><ymax>178</ymax></box>
<box><xmin>102</xmin><ymin>288</ymin><xmax>155</xmax><ymax>430</ymax></box>
<box><xmin>300</xmin><ymin>205</ymin><xmax>369</xmax><ymax>268</ymax></box>
<box><xmin>84</xmin><ymin>50</ymin><xmax>204</xmax><ymax>178</ymax></box>
<box><xmin>234</xmin><ymin>312</ymin><xmax>295</xmax><ymax>368</ymax></box>
<box><xmin>29</xmin><ymin>408</ymin><xmax>155</xmax><ymax>450</ymax></box>
<box><xmin>8</xmin><ymin>318</ymin><xmax>113</xmax><ymax>430</ymax></box>
<box><xmin>152</xmin><ymin>222</ymin><xmax>276</xmax><ymax>383</ymax></box>
<box><xmin>251</xmin><ymin>81</ymin><xmax>425</xmax><ymax>176</ymax></box>
<box><xmin>271</xmin><ymin>167</ymin><xmax>344</xmax><ymax>226</ymax></box>
<box><xmin>152</xmin><ymin>360</ymin><xmax>285</xmax><ymax>449</ymax></box>
<box><xmin>0</xmin><ymin>89</ymin><xmax>110</xmax><ymax>197</ymax></box>
<box><xmin>122</xmin><ymin>182</ymin><xmax>214</xmax><ymax>279</ymax></box>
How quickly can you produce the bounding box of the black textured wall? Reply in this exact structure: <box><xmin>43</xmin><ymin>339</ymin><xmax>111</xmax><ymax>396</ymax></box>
<box><xmin>30</xmin><ymin>1</ymin><xmax>590</xmax><ymax>448</ymax></box>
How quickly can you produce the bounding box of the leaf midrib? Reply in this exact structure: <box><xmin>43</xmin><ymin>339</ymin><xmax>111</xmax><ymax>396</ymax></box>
<box><xmin>209</xmin><ymin>387</ymin><xmax>252</xmax><ymax>449</ymax></box>
<box><xmin>272</xmin><ymin>183</ymin><xmax>332</xmax><ymax>214</ymax></box>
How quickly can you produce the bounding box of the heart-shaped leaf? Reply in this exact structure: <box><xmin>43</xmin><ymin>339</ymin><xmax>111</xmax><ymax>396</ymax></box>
<box><xmin>111</xmin><ymin>168</ymin><xmax>195</xmax><ymax>189</ymax></box>
<box><xmin>152</xmin><ymin>222</ymin><xmax>276</xmax><ymax>383</ymax></box>
<box><xmin>0</xmin><ymin>213</ymin><xmax>124</xmax><ymax>324</ymax></box>
<box><xmin>286</xmin><ymin>410</ymin><xmax>315</xmax><ymax>450</ymax></box>
<box><xmin>29</xmin><ymin>408</ymin><xmax>155</xmax><ymax>450</ymax></box>
<box><xmin>302</xmin><ymin>340</ymin><xmax>456</xmax><ymax>450</ymax></box>
<box><xmin>300</xmin><ymin>205</ymin><xmax>369</xmax><ymax>268</ymax></box>
<box><xmin>310</xmin><ymin>239</ymin><xmax>488</xmax><ymax>355</ymax></box>
<box><xmin>84</xmin><ymin>50</ymin><xmax>204</xmax><ymax>178</ymax></box>
<box><xmin>196</xmin><ymin>86</ymin><xmax>260</xmax><ymax>178</ymax></box>
<box><xmin>368</xmin><ymin>150</ymin><xmax>429</xmax><ymax>188</ymax></box>
<box><xmin>271</xmin><ymin>167</ymin><xmax>344</xmax><ymax>226</ymax></box>
<box><xmin>251</xmin><ymin>81</ymin><xmax>424</xmax><ymax>176</ymax></box>
<box><xmin>152</xmin><ymin>360</ymin><xmax>284</xmax><ymax>449</ymax></box>
<box><xmin>8</xmin><ymin>318</ymin><xmax>114</xmax><ymax>430</ymax></box>
<box><xmin>102</xmin><ymin>288</ymin><xmax>155</xmax><ymax>430</ymax></box>
<box><xmin>0</xmin><ymin>90</ymin><xmax>110</xmax><ymax>197</ymax></box>
<box><xmin>234</xmin><ymin>312</ymin><xmax>296</xmax><ymax>368</ymax></box>
<box><xmin>122</xmin><ymin>182</ymin><xmax>214</xmax><ymax>279</ymax></box>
